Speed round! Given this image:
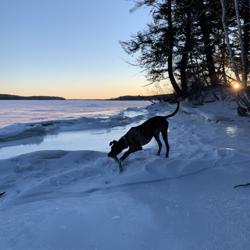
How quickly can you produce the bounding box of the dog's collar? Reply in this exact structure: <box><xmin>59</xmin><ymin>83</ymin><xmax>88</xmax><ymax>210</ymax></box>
<box><xmin>122</xmin><ymin>136</ymin><xmax>129</xmax><ymax>147</ymax></box>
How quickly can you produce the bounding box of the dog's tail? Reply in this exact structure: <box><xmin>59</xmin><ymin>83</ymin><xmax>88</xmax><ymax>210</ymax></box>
<box><xmin>164</xmin><ymin>101</ymin><xmax>180</xmax><ymax>119</ymax></box>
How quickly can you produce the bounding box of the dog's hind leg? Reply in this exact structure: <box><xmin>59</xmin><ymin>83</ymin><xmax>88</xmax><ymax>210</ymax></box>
<box><xmin>161</xmin><ymin>123</ymin><xmax>170</xmax><ymax>158</ymax></box>
<box><xmin>120</xmin><ymin>145</ymin><xmax>142</xmax><ymax>161</ymax></box>
<box><xmin>154</xmin><ymin>132</ymin><xmax>162</xmax><ymax>155</ymax></box>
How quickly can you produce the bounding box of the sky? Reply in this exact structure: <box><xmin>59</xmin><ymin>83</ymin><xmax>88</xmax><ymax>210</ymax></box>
<box><xmin>0</xmin><ymin>0</ymin><xmax>156</xmax><ymax>99</ymax></box>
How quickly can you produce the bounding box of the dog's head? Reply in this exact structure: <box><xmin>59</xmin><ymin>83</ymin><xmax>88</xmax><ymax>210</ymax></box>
<box><xmin>108</xmin><ymin>140</ymin><xmax>124</xmax><ymax>158</ymax></box>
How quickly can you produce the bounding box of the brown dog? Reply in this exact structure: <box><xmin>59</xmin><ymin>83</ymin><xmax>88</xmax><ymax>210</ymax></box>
<box><xmin>108</xmin><ymin>102</ymin><xmax>179</xmax><ymax>172</ymax></box>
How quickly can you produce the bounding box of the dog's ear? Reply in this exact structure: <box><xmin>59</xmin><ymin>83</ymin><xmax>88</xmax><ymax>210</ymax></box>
<box><xmin>109</xmin><ymin>140</ymin><xmax>117</xmax><ymax>146</ymax></box>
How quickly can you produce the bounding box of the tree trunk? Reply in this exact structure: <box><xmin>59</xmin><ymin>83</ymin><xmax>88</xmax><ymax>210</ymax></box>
<box><xmin>221</xmin><ymin>46</ymin><xmax>228</xmax><ymax>84</ymax></box>
<box><xmin>167</xmin><ymin>0</ymin><xmax>183</xmax><ymax>97</ymax></box>
<box><xmin>242</xmin><ymin>0</ymin><xmax>250</xmax><ymax>85</ymax></box>
<box><xmin>220</xmin><ymin>0</ymin><xmax>241</xmax><ymax>82</ymax></box>
<box><xmin>234</xmin><ymin>0</ymin><xmax>247</xmax><ymax>87</ymax></box>
<box><xmin>180</xmin><ymin>7</ymin><xmax>192</xmax><ymax>97</ymax></box>
<box><xmin>197</xmin><ymin>0</ymin><xmax>219</xmax><ymax>86</ymax></box>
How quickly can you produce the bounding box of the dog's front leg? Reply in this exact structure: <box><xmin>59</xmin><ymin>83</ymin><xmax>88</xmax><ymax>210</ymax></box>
<box><xmin>120</xmin><ymin>146</ymin><xmax>142</xmax><ymax>161</ymax></box>
<box><xmin>113</xmin><ymin>156</ymin><xmax>123</xmax><ymax>173</ymax></box>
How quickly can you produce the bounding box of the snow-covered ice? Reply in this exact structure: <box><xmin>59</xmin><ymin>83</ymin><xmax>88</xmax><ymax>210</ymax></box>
<box><xmin>0</xmin><ymin>100</ymin><xmax>150</xmax><ymax>128</ymax></box>
<box><xmin>0</xmin><ymin>100</ymin><xmax>250</xmax><ymax>250</ymax></box>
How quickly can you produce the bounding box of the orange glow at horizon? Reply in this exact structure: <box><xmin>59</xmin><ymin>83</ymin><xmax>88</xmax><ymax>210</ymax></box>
<box><xmin>1</xmin><ymin>78</ymin><xmax>174</xmax><ymax>99</ymax></box>
<box><xmin>2</xmin><ymin>84</ymin><xmax>147</xmax><ymax>99</ymax></box>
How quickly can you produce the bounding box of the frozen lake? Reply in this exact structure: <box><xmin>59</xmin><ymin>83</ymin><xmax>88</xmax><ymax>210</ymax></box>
<box><xmin>0</xmin><ymin>100</ymin><xmax>152</xmax><ymax>159</ymax></box>
<box><xmin>0</xmin><ymin>100</ymin><xmax>150</xmax><ymax>128</ymax></box>
<box><xmin>0</xmin><ymin>122</ymin><xmax>158</xmax><ymax>160</ymax></box>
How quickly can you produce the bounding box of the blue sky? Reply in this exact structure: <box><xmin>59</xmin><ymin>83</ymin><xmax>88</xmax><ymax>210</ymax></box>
<box><xmin>0</xmin><ymin>0</ymin><xmax>152</xmax><ymax>98</ymax></box>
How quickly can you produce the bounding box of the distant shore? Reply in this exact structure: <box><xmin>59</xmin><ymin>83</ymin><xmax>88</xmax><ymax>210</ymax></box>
<box><xmin>0</xmin><ymin>94</ymin><xmax>65</xmax><ymax>100</ymax></box>
<box><xmin>0</xmin><ymin>93</ymin><xmax>175</xmax><ymax>101</ymax></box>
<box><xmin>109</xmin><ymin>94</ymin><xmax>175</xmax><ymax>102</ymax></box>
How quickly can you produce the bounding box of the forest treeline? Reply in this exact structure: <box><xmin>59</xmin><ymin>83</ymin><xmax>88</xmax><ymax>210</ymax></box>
<box><xmin>0</xmin><ymin>94</ymin><xmax>65</xmax><ymax>100</ymax></box>
<box><xmin>121</xmin><ymin>0</ymin><xmax>250</xmax><ymax>98</ymax></box>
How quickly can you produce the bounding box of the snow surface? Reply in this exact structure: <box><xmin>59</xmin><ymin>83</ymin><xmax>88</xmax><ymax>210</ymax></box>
<box><xmin>0</xmin><ymin>101</ymin><xmax>250</xmax><ymax>250</ymax></box>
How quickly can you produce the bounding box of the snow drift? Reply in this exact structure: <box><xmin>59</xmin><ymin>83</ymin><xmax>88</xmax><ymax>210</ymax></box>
<box><xmin>0</xmin><ymin>101</ymin><xmax>250</xmax><ymax>250</ymax></box>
